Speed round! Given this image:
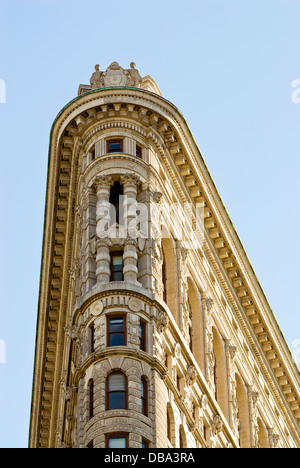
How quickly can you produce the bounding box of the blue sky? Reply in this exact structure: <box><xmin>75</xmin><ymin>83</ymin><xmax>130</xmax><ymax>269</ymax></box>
<box><xmin>0</xmin><ymin>0</ymin><xmax>299</xmax><ymax>448</ymax></box>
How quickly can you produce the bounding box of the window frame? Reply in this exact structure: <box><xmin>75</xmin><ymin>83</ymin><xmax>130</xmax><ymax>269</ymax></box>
<box><xmin>106</xmin><ymin>371</ymin><xmax>128</xmax><ymax>411</ymax></box>
<box><xmin>106</xmin><ymin>433</ymin><xmax>129</xmax><ymax>449</ymax></box>
<box><xmin>141</xmin><ymin>439</ymin><xmax>150</xmax><ymax>449</ymax></box>
<box><xmin>107</xmin><ymin>139</ymin><xmax>124</xmax><ymax>154</ymax></box>
<box><xmin>110</xmin><ymin>250</ymin><xmax>124</xmax><ymax>282</ymax></box>
<box><xmin>136</xmin><ymin>144</ymin><xmax>142</xmax><ymax>159</ymax></box>
<box><xmin>107</xmin><ymin>314</ymin><xmax>127</xmax><ymax>347</ymax></box>
<box><xmin>141</xmin><ymin>376</ymin><xmax>148</xmax><ymax>417</ymax></box>
<box><xmin>88</xmin><ymin>379</ymin><xmax>94</xmax><ymax>421</ymax></box>
<box><xmin>139</xmin><ymin>320</ymin><xmax>146</xmax><ymax>352</ymax></box>
<box><xmin>89</xmin><ymin>322</ymin><xmax>95</xmax><ymax>354</ymax></box>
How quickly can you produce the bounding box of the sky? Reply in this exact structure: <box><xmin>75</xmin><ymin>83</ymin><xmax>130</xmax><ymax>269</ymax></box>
<box><xmin>0</xmin><ymin>0</ymin><xmax>299</xmax><ymax>448</ymax></box>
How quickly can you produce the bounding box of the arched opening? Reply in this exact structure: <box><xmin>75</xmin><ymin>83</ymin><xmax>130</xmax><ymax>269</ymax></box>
<box><xmin>235</xmin><ymin>373</ymin><xmax>251</xmax><ymax>448</ymax></box>
<box><xmin>166</xmin><ymin>403</ymin><xmax>176</xmax><ymax>447</ymax></box>
<box><xmin>212</xmin><ymin>327</ymin><xmax>229</xmax><ymax>421</ymax></box>
<box><xmin>187</xmin><ymin>277</ymin><xmax>204</xmax><ymax>373</ymax></box>
<box><xmin>179</xmin><ymin>425</ymin><xmax>187</xmax><ymax>449</ymax></box>
<box><xmin>257</xmin><ymin>418</ymin><xmax>269</xmax><ymax>448</ymax></box>
<box><xmin>161</xmin><ymin>238</ymin><xmax>178</xmax><ymax>323</ymax></box>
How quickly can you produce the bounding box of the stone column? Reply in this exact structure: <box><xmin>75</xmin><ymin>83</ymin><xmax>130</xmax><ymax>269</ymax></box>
<box><xmin>121</xmin><ymin>173</ymin><xmax>141</xmax><ymax>285</ymax></box>
<box><xmin>93</xmin><ymin>175</ymin><xmax>113</xmax><ymax>284</ymax></box>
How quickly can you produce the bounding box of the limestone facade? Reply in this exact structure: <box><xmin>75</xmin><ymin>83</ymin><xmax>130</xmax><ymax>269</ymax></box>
<box><xmin>30</xmin><ymin>63</ymin><xmax>300</xmax><ymax>448</ymax></box>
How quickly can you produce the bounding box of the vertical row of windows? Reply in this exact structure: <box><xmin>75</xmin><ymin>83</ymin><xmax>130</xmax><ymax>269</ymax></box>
<box><xmin>87</xmin><ymin>374</ymin><xmax>149</xmax><ymax>419</ymax></box>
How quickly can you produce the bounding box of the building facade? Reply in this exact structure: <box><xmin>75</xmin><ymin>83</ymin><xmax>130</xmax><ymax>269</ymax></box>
<box><xmin>29</xmin><ymin>62</ymin><xmax>300</xmax><ymax>448</ymax></box>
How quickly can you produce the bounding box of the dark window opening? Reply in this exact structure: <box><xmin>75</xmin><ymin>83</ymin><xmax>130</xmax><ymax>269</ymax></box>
<box><xmin>141</xmin><ymin>439</ymin><xmax>149</xmax><ymax>449</ymax></box>
<box><xmin>88</xmin><ymin>379</ymin><xmax>94</xmax><ymax>420</ymax></box>
<box><xmin>139</xmin><ymin>321</ymin><xmax>146</xmax><ymax>352</ymax></box>
<box><xmin>136</xmin><ymin>145</ymin><xmax>142</xmax><ymax>159</ymax></box>
<box><xmin>89</xmin><ymin>323</ymin><xmax>95</xmax><ymax>354</ymax></box>
<box><xmin>110</xmin><ymin>181</ymin><xmax>124</xmax><ymax>225</ymax></box>
<box><xmin>107</xmin><ymin>139</ymin><xmax>123</xmax><ymax>153</ymax></box>
<box><xmin>141</xmin><ymin>377</ymin><xmax>148</xmax><ymax>417</ymax></box>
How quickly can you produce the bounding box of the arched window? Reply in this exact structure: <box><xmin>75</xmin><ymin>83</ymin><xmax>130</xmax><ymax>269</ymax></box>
<box><xmin>257</xmin><ymin>417</ymin><xmax>269</xmax><ymax>448</ymax></box>
<box><xmin>106</xmin><ymin>372</ymin><xmax>128</xmax><ymax>410</ymax></box>
<box><xmin>179</xmin><ymin>426</ymin><xmax>187</xmax><ymax>449</ymax></box>
<box><xmin>161</xmin><ymin>238</ymin><xmax>178</xmax><ymax>323</ymax></box>
<box><xmin>88</xmin><ymin>379</ymin><xmax>94</xmax><ymax>420</ymax></box>
<box><xmin>141</xmin><ymin>377</ymin><xmax>148</xmax><ymax>417</ymax></box>
<box><xmin>166</xmin><ymin>404</ymin><xmax>175</xmax><ymax>447</ymax></box>
<box><xmin>212</xmin><ymin>327</ymin><xmax>229</xmax><ymax>421</ymax></box>
<box><xmin>187</xmin><ymin>277</ymin><xmax>204</xmax><ymax>372</ymax></box>
<box><xmin>235</xmin><ymin>373</ymin><xmax>251</xmax><ymax>448</ymax></box>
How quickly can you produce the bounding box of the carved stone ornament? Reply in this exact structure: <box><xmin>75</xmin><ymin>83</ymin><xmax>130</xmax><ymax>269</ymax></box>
<box><xmin>186</xmin><ymin>366</ymin><xmax>197</xmax><ymax>386</ymax></box>
<box><xmin>90</xmin><ymin>300</ymin><xmax>104</xmax><ymax>317</ymax></box>
<box><xmin>201</xmin><ymin>394</ymin><xmax>208</xmax><ymax>411</ymax></box>
<box><xmin>128</xmin><ymin>297</ymin><xmax>142</xmax><ymax>313</ymax></box>
<box><xmin>90</xmin><ymin>62</ymin><xmax>142</xmax><ymax>90</ymax></box>
<box><xmin>252</xmin><ymin>390</ymin><xmax>260</xmax><ymax>406</ymax></box>
<box><xmin>174</xmin><ymin>343</ymin><xmax>182</xmax><ymax>359</ymax></box>
<box><xmin>212</xmin><ymin>415</ymin><xmax>223</xmax><ymax>436</ymax></box>
<box><xmin>157</xmin><ymin>311</ymin><xmax>169</xmax><ymax>333</ymax></box>
<box><xmin>273</xmin><ymin>434</ymin><xmax>280</xmax><ymax>448</ymax></box>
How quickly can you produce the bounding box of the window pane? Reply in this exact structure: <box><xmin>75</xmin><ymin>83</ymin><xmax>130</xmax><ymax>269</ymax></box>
<box><xmin>110</xmin><ymin>318</ymin><xmax>124</xmax><ymax>332</ymax></box>
<box><xmin>109</xmin><ymin>374</ymin><xmax>126</xmax><ymax>392</ymax></box>
<box><xmin>110</xmin><ymin>333</ymin><xmax>124</xmax><ymax>346</ymax></box>
<box><xmin>108</xmin><ymin>142</ymin><xmax>122</xmax><ymax>153</ymax></box>
<box><xmin>112</xmin><ymin>271</ymin><xmax>123</xmax><ymax>281</ymax></box>
<box><xmin>109</xmin><ymin>392</ymin><xmax>126</xmax><ymax>410</ymax></box>
<box><xmin>112</xmin><ymin>255</ymin><xmax>123</xmax><ymax>268</ymax></box>
<box><xmin>141</xmin><ymin>379</ymin><xmax>146</xmax><ymax>398</ymax></box>
<box><xmin>109</xmin><ymin>437</ymin><xmax>126</xmax><ymax>449</ymax></box>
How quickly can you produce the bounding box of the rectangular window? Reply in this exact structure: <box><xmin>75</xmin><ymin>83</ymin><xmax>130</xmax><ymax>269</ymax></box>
<box><xmin>106</xmin><ymin>434</ymin><xmax>128</xmax><ymax>449</ymax></box>
<box><xmin>107</xmin><ymin>139</ymin><xmax>123</xmax><ymax>153</ymax></box>
<box><xmin>136</xmin><ymin>145</ymin><xmax>142</xmax><ymax>159</ymax></box>
<box><xmin>139</xmin><ymin>321</ymin><xmax>146</xmax><ymax>352</ymax></box>
<box><xmin>89</xmin><ymin>323</ymin><xmax>95</xmax><ymax>354</ymax></box>
<box><xmin>141</xmin><ymin>377</ymin><xmax>148</xmax><ymax>417</ymax></box>
<box><xmin>107</xmin><ymin>316</ymin><xmax>126</xmax><ymax>347</ymax></box>
<box><xmin>141</xmin><ymin>439</ymin><xmax>149</xmax><ymax>449</ymax></box>
<box><xmin>111</xmin><ymin>251</ymin><xmax>124</xmax><ymax>282</ymax></box>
